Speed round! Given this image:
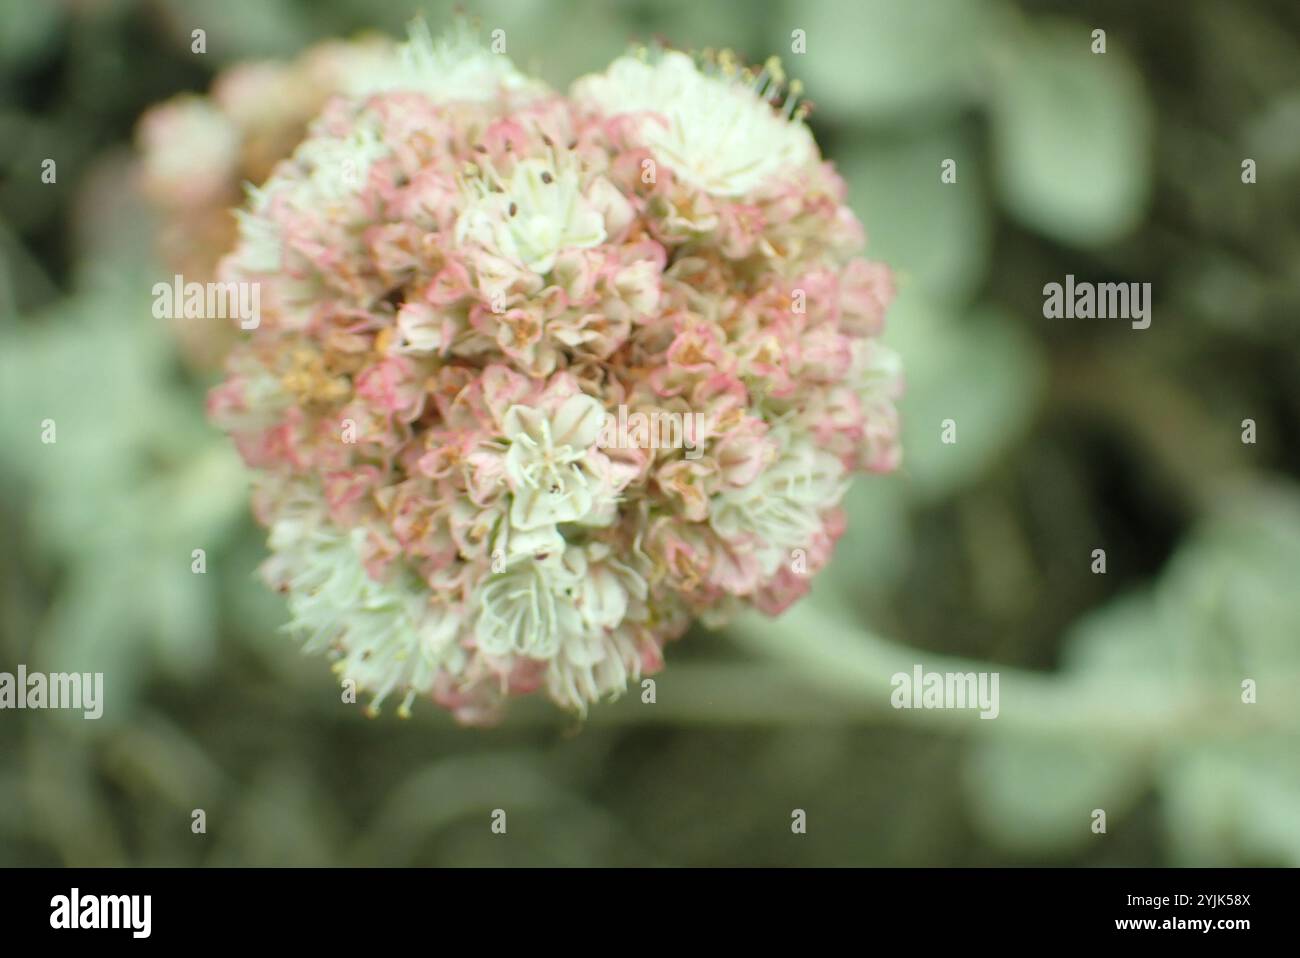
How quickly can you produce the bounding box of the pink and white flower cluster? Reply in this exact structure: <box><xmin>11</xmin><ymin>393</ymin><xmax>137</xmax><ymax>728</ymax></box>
<box><xmin>208</xmin><ymin>24</ymin><xmax>902</xmax><ymax>723</ymax></box>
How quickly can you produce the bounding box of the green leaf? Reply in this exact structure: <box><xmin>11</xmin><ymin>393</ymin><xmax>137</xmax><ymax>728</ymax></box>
<box><xmin>884</xmin><ymin>293</ymin><xmax>1045</xmax><ymax>502</ymax></box>
<box><xmin>989</xmin><ymin>20</ymin><xmax>1153</xmax><ymax>246</ymax></box>
<box><xmin>838</xmin><ymin>126</ymin><xmax>991</xmax><ymax>304</ymax></box>
<box><xmin>778</xmin><ymin>0</ymin><xmax>994</xmax><ymax>122</ymax></box>
<box><xmin>0</xmin><ymin>0</ymin><xmax>62</xmax><ymax>72</ymax></box>
<box><xmin>1161</xmin><ymin>742</ymin><xmax>1300</xmax><ymax>866</ymax></box>
<box><xmin>966</xmin><ymin>735</ymin><xmax>1147</xmax><ymax>855</ymax></box>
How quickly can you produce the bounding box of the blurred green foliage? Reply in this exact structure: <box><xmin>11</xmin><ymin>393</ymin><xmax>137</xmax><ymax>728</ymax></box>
<box><xmin>1</xmin><ymin>0</ymin><xmax>1298</xmax><ymax>866</ymax></box>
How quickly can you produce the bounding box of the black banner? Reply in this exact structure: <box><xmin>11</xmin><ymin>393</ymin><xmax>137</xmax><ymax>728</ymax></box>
<box><xmin>0</xmin><ymin>867</ymin><xmax>1290</xmax><ymax>944</ymax></box>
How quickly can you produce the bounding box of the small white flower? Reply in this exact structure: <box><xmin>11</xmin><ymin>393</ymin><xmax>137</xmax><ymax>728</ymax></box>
<box><xmin>456</xmin><ymin>158</ymin><xmax>607</xmax><ymax>273</ymax></box>
<box><xmin>573</xmin><ymin>50</ymin><xmax>814</xmax><ymax>197</ymax></box>
<box><xmin>708</xmin><ymin>428</ymin><xmax>846</xmax><ymax>576</ymax></box>
<box><xmin>290</xmin><ymin>124</ymin><xmax>390</xmax><ymax>211</ymax></box>
<box><xmin>543</xmin><ymin>544</ymin><xmax>654</xmax><ymax>714</ymax></box>
<box><xmin>473</xmin><ymin>552</ymin><xmax>582</xmax><ymax>659</ymax></box>
<box><xmin>854</xmin><ymin>339</ymin><xmax>904</xmax><ymax>402</ymax></box>
<box><xmin>212</xmin><ymin>353</ymin><xmax>292</xmax><ymax>430</ymax></box>
<box><xmin>545</xmin><ymin>624</ymin><xmax>643</xmax><ymax>715</ymax></box>
<box><xmin>561</xmin><ymin>541</ymin><xmax>648</xmax><ymax>631</ymax></box>
<box><xmin>492</xmin><ymin>520</ymin><xmax>565</xmax><ymax>564</ymax></box>
<box><xmin>503</xmin><ymin>394</ymin><xmax>608</xmax><ymax>531</ymax></box>
<box><xmin>344</xmin><ymin>19</ymin><xmax>545</xmax><ymax>103</ymax></box>
<box><xmin>264</xmin><ymin>496</ymin><xmax>462</xmax><ymax>716</ymax></box>
<box><xmin>393</xmin><ymin>302</ymin><xmax>445</xmax><ymax>355</ymax></box>
<box><xmin>231</xmin><ymin>186</ymin><xmax>283</xmax><ymax>273</ymax></box>
<box><xmin>851</xmin><ymin>339</ymin><xmax>904</xmax><ymax>470</ymax></box>
<box><xmin>232</xmin><ymin>124</ymin><xmax>389</xmax><ymax>277</ymax></box>
<box><xmin>475</xmin><ymin>541</ymin><xmax>653</xmax><ymax>713</ymax></box>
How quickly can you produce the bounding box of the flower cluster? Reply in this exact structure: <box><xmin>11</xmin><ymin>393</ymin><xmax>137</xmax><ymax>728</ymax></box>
<box><xmin>208</xmin><ymin>24</ymin><xmax>901</xmax><ymax>723</ymax></box>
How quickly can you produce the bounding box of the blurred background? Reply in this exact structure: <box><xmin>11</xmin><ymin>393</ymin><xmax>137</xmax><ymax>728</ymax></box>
<box><xmin>2</xmin><ymin>0</ymin><xmax>1298</xmax><ymax>866</ymax></box>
